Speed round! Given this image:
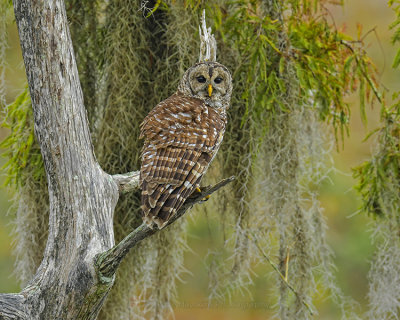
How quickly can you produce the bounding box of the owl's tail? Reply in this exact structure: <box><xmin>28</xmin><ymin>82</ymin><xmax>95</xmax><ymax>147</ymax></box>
<box><xmin>141</xmin><ymin>175</ymin><xmax>202</xmax><ymax>229</ymax></box>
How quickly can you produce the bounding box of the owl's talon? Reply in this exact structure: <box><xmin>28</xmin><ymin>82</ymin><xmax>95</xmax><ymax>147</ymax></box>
<box><xmin>199</xmin><ymin>196</ymin><xmax>210</xmax><ymax>203</ymax></box>
<box><xmin>195</xmin><ymin>187</ymin><xmax>211</xmax><ymax>202</ymax></box>
<box><xmin>191</xmin><ymin>186</ymin><xmax>210</xmax><ymax>202</ymax></box>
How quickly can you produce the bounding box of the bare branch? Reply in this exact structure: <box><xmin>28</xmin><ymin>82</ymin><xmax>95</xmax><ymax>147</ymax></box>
<box><xmin>112</xmin><ymin>171</ymin><xmax>140</xmax><ymax>194</ymax></box>
<box><xmin>96</xmin><ymin>176</ymin><xmax>235</xmax><ymax>280</ymax></box>
<box><xmin>199</xmin><ymin>9</ymin><xmax>217</xmax><ymax>62</ymax></box>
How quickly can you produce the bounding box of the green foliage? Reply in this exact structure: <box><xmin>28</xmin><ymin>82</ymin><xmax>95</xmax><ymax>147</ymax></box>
<box><xmin>214</xmin><ymin>1</ymin><xmax>285</xmax><ymax>119</ymax></box>
<box><xmin>287</xmin><ymin>6</ymin><xmax>380</xmax><ymax>141</ymax></box>
<box><xmin>212</xmin><ymin>0</ymin><xmax>381</xmax><ymax>146</ymax></box>
<box><xmin>354</xmin><ymin>0</ymin><xmax>400</xmax><ymax>219</ymax></box>
<box><xmin>354</xmin><ymin>107</ymin><xmax>400</xmax><ymax>217</ymax></box>
<box><xmin>0</xmin><ymin>89</ymin><xmax>44</xmax><ymax>187</ymax></box>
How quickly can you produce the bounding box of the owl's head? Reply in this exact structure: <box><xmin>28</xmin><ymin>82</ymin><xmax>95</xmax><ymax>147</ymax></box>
<box><xmin>178</xmin><ymin>62</ymin><xmax>232</xmax><ymax>109</ymax></box>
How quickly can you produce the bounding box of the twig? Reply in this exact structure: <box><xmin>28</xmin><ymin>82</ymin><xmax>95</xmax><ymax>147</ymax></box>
<box><xmin>112</xmin><ymin>171</ymin><xmax>140</xmax><ymax>194</ymax></box>
<box><xmin>250</xmin><ymin>233</ymin><xmax>314</xmax><ymax>316</ymax></box>
<box><xmin>96</xmin><ymin>176</ymin><xmax>235</xmax><ymax>281</ymax></box>
<box><xmin>340</xmin><ymin>40</ymin><xmax>383</xmax><ymax>104</ymax></box>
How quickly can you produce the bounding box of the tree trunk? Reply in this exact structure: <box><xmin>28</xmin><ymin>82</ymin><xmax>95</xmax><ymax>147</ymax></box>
<box><xmin>5</xmin><ymin>0</ymin><xmax>119</xmax><ymax>318</ymax></box>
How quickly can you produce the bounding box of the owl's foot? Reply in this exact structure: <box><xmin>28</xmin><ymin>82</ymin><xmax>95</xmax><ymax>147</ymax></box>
<box><xmin>195</xmin><ymin>187</ymin><xmax>211</xmax><ymax>202</ymax></box>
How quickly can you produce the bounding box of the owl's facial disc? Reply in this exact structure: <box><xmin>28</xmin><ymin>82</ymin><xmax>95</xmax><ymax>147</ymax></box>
<box><xmin>187</xmin><ymin>63</ymin><xmax>231</xmax><ymax>108</ymax></box>
<box><xmin>177</xmin><ymin>62</ymin><xmax>232</xmax><ymax>109</ymax></box>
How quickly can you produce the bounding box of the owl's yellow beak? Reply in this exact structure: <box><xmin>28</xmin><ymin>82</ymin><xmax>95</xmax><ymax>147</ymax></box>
<box><xmin>208</xmin><ymin>84</ymin><xmax>213</xmax><ymax>97</ymax></box>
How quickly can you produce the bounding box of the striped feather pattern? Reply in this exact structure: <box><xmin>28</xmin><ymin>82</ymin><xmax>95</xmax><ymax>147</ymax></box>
<box><xmin>139</xmin><ymin>92</ymin><xmax>226</xmax><ymax>228</ymax></box>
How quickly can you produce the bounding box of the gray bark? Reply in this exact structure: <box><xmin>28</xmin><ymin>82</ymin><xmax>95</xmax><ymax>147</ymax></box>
<box><xmin>0</xmin><ymin>1</ymin><xmax>232</xmax><ymax>319</ymax></box>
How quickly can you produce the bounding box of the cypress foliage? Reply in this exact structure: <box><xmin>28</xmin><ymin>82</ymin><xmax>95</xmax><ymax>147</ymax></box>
<box><xmin>206</xmin><ymin>1</ymin><xmax>372</xmax><ymax>317</ymax></box>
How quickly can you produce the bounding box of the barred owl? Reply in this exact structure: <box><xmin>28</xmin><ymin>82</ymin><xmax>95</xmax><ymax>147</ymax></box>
<box><xmin>139</xmin><ymin>61</ymin><xmax>232</xmax><ymax>228</ymax></box>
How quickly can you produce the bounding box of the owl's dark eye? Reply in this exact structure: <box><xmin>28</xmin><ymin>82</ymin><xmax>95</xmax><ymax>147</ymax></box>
<box><xmin>196</xmin><ymin>75</ymin><xmax>207</xmax><ymax>83</ymax></box>
<box><xmin>214</xmin><ymin>77</ymin><xmax>223</xmax><ymax>84</ymax></box>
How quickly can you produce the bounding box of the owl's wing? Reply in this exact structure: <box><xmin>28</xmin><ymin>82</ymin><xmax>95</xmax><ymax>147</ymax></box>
<box><xmin>139</xmin><ymin>93</ymin><xmax>225</xmax><ymax>228</ymax></box>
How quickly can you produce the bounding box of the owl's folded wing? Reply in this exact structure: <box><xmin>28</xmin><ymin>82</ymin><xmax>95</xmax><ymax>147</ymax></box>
<box><xmin>139</xmin><ymin>93</ymin><xmax>224</xmax><ymax>228</ymax></box>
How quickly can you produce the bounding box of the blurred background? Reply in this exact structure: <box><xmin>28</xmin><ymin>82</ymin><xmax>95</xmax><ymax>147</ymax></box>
<box><xmin>1</xmin><ymin>0</ymin><xmax>398</xmax><ymax>319</ymax></box>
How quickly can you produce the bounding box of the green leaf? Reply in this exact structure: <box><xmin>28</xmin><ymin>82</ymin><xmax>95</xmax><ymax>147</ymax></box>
<box><xmin>359</xmin><ymin>78</ymin><xmax>367</xmax><ymax>126</ymax></box>
<box><xmin>392</xmin><ymin>50</ymin><xmax>400</xmax><ymax>68</ymax></box>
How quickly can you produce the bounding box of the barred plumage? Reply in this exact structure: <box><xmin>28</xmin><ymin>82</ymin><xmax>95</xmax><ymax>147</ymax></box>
<box><xmin>139</xmin><ymin>62</ymin><xmax>232</xmax><ymax>228</ymax></box>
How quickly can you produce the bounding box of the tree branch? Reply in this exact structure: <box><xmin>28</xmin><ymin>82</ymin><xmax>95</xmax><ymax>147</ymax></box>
<box><xmin>112</xmin><ymin>171</ymin><xmax>140</xmax><ymax>194</ymax></box>
<box><xmin>96</xmin><ymin>176</ymin><xmax>235</xmax><ymax>280</ymax></box>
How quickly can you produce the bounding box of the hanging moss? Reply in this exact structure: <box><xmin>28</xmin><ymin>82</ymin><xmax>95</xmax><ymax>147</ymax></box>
<box><xmin>203</xmin><ymin>0</ymin><xmax>372</xmax><ymax>317</ymax></box>
<box><xmin>352</xmin><ymin>2</ymin><xmax>400</xmax><ymax>318</ymax></box>
<box><xmin>0</xmin><ymin>89</ymin><xmax>48</xmax><ymax>287</ymax></box>
<box><xmin>203</xmin><ymin>0</ymin><xmax>283</xmax><ymax>300</ymax></box>
<box><xmin>67</xmin><ymin>0</ymin><xmax>102</xmax><ymax>133</ymax></box>
<box><xmin>95</xmin><ymin>1</ymin><xmax>202</xmax><ymax>319</ymax></box>
<box><xmin>354</xmin><ymin>106</ymin><xmax>400</xmax><ymax>319</ymax></box>
<box><xmin>0</xmin><ymin>0</ymin><xmax>12</xmax><ymax>107</ymax></box>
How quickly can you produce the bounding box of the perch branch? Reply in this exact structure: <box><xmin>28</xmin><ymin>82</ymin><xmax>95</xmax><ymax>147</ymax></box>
<box><xmin>96</xmin><ymin>176</ymin><xmax>235</xmax><ymax>280</ymax></box>
<box><xmin>112</xmin><ymin>171</ymin><xmax>140</xmax><ymax>194</ymax></box>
